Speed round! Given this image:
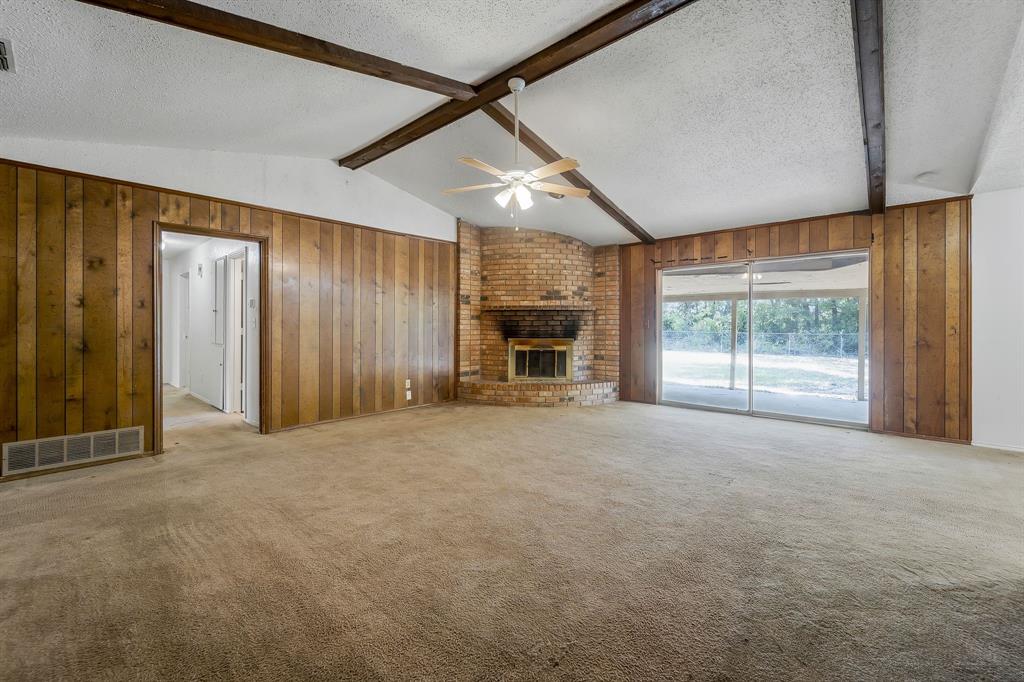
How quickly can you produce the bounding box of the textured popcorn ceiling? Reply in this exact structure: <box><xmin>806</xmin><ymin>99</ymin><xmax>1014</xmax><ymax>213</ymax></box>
<box><xmin>499</xmin><ymin>0</ymin><xmax>868</xmax><ymax>239</ymax></box>
<box><xmin>199</xmin><ymin>0</ymin><xmax>624</xmax><ymax>84</ymax></box>
<box><xmin>885</xmin><ymin>0</ymin><xmax>1024</xmax><ymax>203</ymax></box>
<box><xmin>367</xmin><ymin>112</ymin><xmax>631</xmax><ymax>246</ymax></box>
<box><xmin>1</xmin><ymin>0</ymin><xmax>1022</xmax><ymax>245</ymax></box>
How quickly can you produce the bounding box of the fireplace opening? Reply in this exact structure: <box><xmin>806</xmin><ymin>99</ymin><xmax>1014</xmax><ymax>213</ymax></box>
<box><xmin>508</xmin><ymin>338</ymin><xmax>573</xmax><ymax>381</ymax></box>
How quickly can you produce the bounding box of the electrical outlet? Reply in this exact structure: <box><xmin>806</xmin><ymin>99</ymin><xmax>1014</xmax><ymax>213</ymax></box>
<box><xmin>406</xmin><ymin>390</ymin><xmax>412</xmax><ymax>400</ymax></box>
<box><xmin>405</xmin><ymin>379</ymin><xmax>411</xmax><ymax>388</ymax></box>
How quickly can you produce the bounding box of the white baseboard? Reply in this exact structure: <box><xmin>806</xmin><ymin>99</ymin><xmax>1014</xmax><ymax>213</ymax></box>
<box><xmin>972</xmin><ymin>440</ymin><xmax>1024</xmax><ymax>453</ymax></box>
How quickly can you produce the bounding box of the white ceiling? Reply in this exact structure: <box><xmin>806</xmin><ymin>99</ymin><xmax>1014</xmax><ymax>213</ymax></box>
<box><xmin>885</xmin><ymin>0</ymin><xmax>1024</xmax><ymax>203</ymax></box>
<box><xmin>161</xmin><ymin>232</ymin><xmax>209</xmax><ymax>260</ymax></box>
<box><xmin>488</xmin><ymin>0</ymin><xmax>868</xmax><ymax>240</ymax></box>
<box><xmin>199</xmin><ymin>0</ymin><xmax>624</xmax><ymax>84</ymax></box>
<box><xmin>365</xmin><ymin>111</ymin><xmax>632</xmax><ymax>245</ymax></box>
<box><xmin>1</xmin><ymin>0</ymin><xmax>1021</xmax><ymax>245</ymax></box>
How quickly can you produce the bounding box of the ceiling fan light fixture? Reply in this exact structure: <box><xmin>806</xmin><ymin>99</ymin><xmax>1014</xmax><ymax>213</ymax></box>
<box><xmin>494</xmin><ymin>187</ymin><xmax>513</xmax><ymax>208</ymax></box>
<box><xmin>514</xmin><ymin>184</ymin><xmax>533</xmax><ymax>210</ymax></box>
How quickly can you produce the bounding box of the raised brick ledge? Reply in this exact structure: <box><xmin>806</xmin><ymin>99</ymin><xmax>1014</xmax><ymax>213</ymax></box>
<box><xmin>458</xmin><ymin>380</ymin><xmax>619</xmax><ymax>407</ymax></box>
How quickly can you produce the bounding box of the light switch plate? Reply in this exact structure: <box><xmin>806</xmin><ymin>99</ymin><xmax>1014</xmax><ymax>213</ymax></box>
<box><xmin>405</xmin><ymin>379</ymin><xmax>411</xmax><ymax>388</ymax></box>
<box><xmin>406</xmin><ymin>390</ymin><xmax>412</xmax><ymax>400</ymax></box>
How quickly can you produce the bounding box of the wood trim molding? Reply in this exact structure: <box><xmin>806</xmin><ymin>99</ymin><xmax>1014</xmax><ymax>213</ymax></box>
<box><xmin>75</xmin><ymin>0</ymin><xmax>475</xmax><ymax>100</ymax></box>
<box><xmin>152</xmin><ymin>222</ymin><xmax>272</xmax><ymax>454</ymax></box>
<box><xmin>851</xmin><ymin>0</ymin><xmax>886</xmax><ymax>212</ymax></box>
<box><xmin>0</xmin><ymin>157</ymin><xmax>456</xmax><ymax>245</ymax></box>
<box><xmin>480</xmin><ymin>103</ymin><xmax>655</xmax><ymax>244</ymax></box>
<box><xmin>338</xmin><ymin>0</ymin><xmax>699</xmax><ymax>169</ymax></box>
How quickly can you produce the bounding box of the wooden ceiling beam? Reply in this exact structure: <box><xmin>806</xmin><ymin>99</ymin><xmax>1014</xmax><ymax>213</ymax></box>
<box><xmin>75</xmin><ymin>0</ymin><xmax>476</xmax><ymax>101</ymax></box>
<box><xmin>850</xmin><ymin>0</ymin><xmax>886</xmax><ymax>213</ymax></box>
<box><xmin>338</xmin><ymin>0</ymin><xmax>699</xmax><ymax>169</ymax></box>
<box><xmin>481</xmin><ymin>103</ymin><xmax>655</xmax><ymax>244</ymax></box>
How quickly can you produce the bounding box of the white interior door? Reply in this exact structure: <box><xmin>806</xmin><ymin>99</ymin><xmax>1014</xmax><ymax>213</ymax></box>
<box><xmin>179</xmin><ymin>272</ymin><xmax>190</xmax><ymax>389</ymax></box>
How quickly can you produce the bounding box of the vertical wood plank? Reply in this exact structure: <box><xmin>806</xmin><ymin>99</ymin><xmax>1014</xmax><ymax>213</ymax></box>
<box><xmin>131</xmin><ymin>188</ymin><xmax>158</xmax><ymax>447</ymax></box>
<box><xmin>381</xmin><ymin>233</ymin><xmax>396</xmax><ymax>410</ymax></box>
<box><xmin>808</xmin><ymin>219</ymin><xmax>829</xmax><ymax>253</ymax></box>
<box><xmin>298</xmin><ymin>218</ymin><xmax>320</xmax><ymax>425</ymax></box>
<box><xmin>869</xmin><ymin>214</ymin><xmax>885</xmax><ymax>430</ymax></box>
<box><xmin>408</xmin><ymin>239</ymin><xmax>421</xmax><ymax>406</ymax></box>
<box><xmin>754</xmin><ymin>227</ymin><xmax>770</xmax><ymax>258</ymax></box>
<box><xmin>437</xmin><ymin>241</ymin><xmax>452</xmax><ymax>401</ymax></box>
<box><xmin>17</xmin><ymin>168</ymin><xmax>37</xmax><ymax>439</ymax></box>
<box><xmin>883</xmin><ymin>209</ymin><xmax>904</xmax><ymax>431</ymax></box>
<box><xmin>916</xmin><ymin>203</ymin><xmax>946</xmax><ymax>437</ymax></box>
<box><xmin>700</xmin><ymin>234</ymin><xmax>714</xmax><ymax>263</ymax></box>
<box><xmin>902</xmin><ymin>208</ymin><xmax>918</xmax><ymax>433</ymax></box>
<box><xmin>798</xmin><ymin>222</ymin><xmax>810</xmax><ymax>253</ymax></box>
<box><xmin>339</xmin><ymin>226</ymin><xmax>354</xmax><ymax>418</ymax></box>
<box><xmin>239</xmin><ymin>206</ymin><xmax>250</xmax><ymax>235</ymax></box>
<box><xmin>221</xmin><ymin>203</ymin><xmax>240</xmax><ymax>233</ymax></box>
<box><xmin>421</xmin><ymin>241</ymin><xmax>433</xmax><ymax>403</ymax></box>
<box><xmin>352</xmin><ymin>228</ymin><xmax>362</xmax><ymax>414</ymax></box>
<box><xmin>280</xmin><ymin>215</ymin><xmax>300</xmax><ymax>427</ymax></box>
<box><xmin>64</xmin><ymin>177</ymin><xmax>85</xmax><ymax>435</ymax></box>
<box><xmin>0</xmin><ymin>165</ymin><xmax>16</xmax><ymax>444</ymax></box>
<box><xmin>209</xmin><ymin>202</ymin><xmax>222</xmax><ymax>230</ymax></box>
<box><xmin>332</xmin><ymin>224</ymin><xmax>342</xmax><ymax>418</ymax></box>
<box><xmin>114</xmin><ymin>185</ymin><xmax>133</xmax><ymax>429</ymax></box>
<box><xmin>828</xmin><ymin>215</ymin><xmax>855</xmax><ymax>251</ymax></box>
<box><xmin>271</xmin><ymin>213</ymin><xmax>283</xmax><ymax>429</ymax></box>
<box><xmin>36</xmin><ymin>172</ymin><xmax>66</xmax><ymax>437</ymax></box>
<box><xmin>944</xmin><ymin>201</ymin><xmax>961</xmax><ymax>439</ymax></box>
<box><xmin>360</xmin><ymin>229</ymin><xmax>377</xmax><ymax>413</ymax></box>
<box><xmin>779</xmin><ymin>223</ymin><xmax>800</xmax><ymax>256</ymax></box>
<box><xmin>189</xmin><ymin>198</ymin><xmax>210</xmax><ymax>228</ymax></box>
<box><xmin>395</xmin><ymin>236</ymin><xmax>409</xmax><ymax>408</ymax></box>
<box><xmin>769</xmin><ymin>225</ymin><xmax>780</xmax><ymax>256</ymax></box>
<box><xmin>854</xmin><ymin>215</ymin><xmax>872</xmax><ymax>248</ymax></box>
<box><xmin>714</xmin><ymin>232</ymin><xmax>732</xmax><ymax>261</ymax></box>
<box><xmin>960</xmin><ymin>200</ymin><xmax>971</xmax><ymax>441</ymax></box>
<box><xmin>83</xmin><ymin>179</ymin><xmax>117</xmax><ymax>432</ymax></box>
<box><xmin>318</xmin><ymin>222</ymin><xmax>333</xmax><ymax>422</ymax></box>
<box><xmin>732</xmin><ymin>230</ymin><xmax>749</xmax><ymax>261</ymax></box>
<box><xmin>158</xmin><ymin>193</ymin><xmax>189</xmax><ymax>224</ymax></box>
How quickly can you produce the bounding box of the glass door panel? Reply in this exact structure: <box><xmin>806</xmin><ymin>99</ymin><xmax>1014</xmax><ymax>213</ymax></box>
<box><xmin>661</xmin><ymin>263</ymin><xmax>750</xmax><ymax>411</ymax></box>
<box><xmin>750</xmin><ymin>253</ymin><xmax>869</xmax><ymax>424</ymax></box>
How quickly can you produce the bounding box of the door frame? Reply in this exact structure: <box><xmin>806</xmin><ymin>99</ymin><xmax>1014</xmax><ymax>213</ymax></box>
<box><xmin>656</xmin><ymin>248</ymin><xmax>871</xmax><ymax>429</ymax></box>
<box><xmin>178</xmin><ymin>270</ymin><xmax>190</xmax><ymax>390</ymax></box>
<box><xmin>152</xmin><ymin>222</ymin><xmax>270</xmax><ymax>454</ymax></box>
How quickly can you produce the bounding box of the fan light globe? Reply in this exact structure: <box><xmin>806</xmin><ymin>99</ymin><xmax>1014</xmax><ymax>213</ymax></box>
<box><xmin>494</xmin><ymin>188</ymin><xmax>513</xmax><ymax>208</ymax></box>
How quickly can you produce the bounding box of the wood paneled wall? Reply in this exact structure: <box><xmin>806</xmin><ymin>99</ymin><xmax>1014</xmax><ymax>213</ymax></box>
<box><xmin>0</xmin><ymin>160</ymin><xmax>456</xmax><ymax>455</ymax></box>
<box><xmin>619</xmin><ymin>198</ymin><xmax>971</xmax><ymax>442</ymax></box>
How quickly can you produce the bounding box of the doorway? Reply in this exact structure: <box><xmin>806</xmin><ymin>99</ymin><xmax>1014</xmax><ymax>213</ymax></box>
<box><xmin>156</xmin><ymin>224</ymin><xmax>267</xmax><ymax>452</ymax></box>
<box><xmin>659</xmin><ymin>251</ymin><xmax>869</xmax><ymax>426</ymax></box>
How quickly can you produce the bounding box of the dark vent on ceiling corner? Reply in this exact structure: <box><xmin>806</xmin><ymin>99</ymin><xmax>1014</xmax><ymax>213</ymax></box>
<box><xmin>0</xmin><ymin>39</ymin><xmax>13</xmax><ymax>73</ymax></box>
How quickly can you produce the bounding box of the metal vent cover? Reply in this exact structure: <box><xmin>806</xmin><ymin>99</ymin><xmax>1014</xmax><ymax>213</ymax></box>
<box><xmin>2</xmin><ymin>426</ymin><xmax>144</xmax><ymax>475</ymax></box>
<box><xmin>0</xmin><ymin>39</ymin><xmax>14</xmax><ymax>73</ymax></box>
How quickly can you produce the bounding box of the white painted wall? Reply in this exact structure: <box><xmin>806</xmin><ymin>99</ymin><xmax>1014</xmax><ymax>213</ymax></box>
<box><xmin>161</xmin><ymin>236</ymin><xmax>262</xmax><ymax>427</ymax></box>
<box><xmin>0</xmin><ymin>136</ymin><xmax>456</xmax><ymax>242</ymax></box>
<box><xmin>971</xmin><ymin>187</ymin><xmax>1024</xmax><ymax>452</ymax></box>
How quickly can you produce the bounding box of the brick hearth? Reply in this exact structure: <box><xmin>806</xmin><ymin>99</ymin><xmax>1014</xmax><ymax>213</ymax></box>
<box><xmin>457</xmin><ymin>222</ymin><xmax>619</xmax><ymax>406</ymax></box>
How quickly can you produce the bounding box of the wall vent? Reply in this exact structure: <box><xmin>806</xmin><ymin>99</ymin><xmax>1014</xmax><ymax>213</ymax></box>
<box><xmin>2</xmin><ymin>427</ymin><xmax>144</xmax><ymax>475</ymax></box>
<box><xmin>0</xmin><ymin>39</ymin><xmax>14</xmax><ymax>73</ymax></box>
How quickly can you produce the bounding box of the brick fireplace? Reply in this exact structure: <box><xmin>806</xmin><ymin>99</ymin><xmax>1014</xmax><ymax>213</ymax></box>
<box><xmin>457</xmin><ymin>222</ymin><xmax>619</xmax><ymax>407</ymax></box>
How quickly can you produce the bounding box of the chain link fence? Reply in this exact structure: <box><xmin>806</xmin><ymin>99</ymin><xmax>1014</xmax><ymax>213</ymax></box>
<box><xmin>662</xmin><ymin>330</ymin><xmax>864</xmax><ymax>358</ymax></box>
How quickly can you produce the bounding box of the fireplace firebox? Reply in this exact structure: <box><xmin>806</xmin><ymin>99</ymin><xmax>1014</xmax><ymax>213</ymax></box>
<box><xmin>508</xmin><ymin>338</ymin><xmax>573</xmax><ymax>381</ymax></box>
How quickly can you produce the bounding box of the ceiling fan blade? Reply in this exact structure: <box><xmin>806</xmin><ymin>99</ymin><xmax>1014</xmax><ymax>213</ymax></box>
<box><xmin>458</xmin><ymin>156</ymin><xmax>506</xmax><ymax>177</ymax></box>
<box><xmin>442</xmin><ymin>182</ymin><xmax>505</xmax><ymax>195</ymax></box>
<box><xmin>529</xmin><ymin>181</ymin><xmax>590</xmax><ymax>198</ymax></box>
<box><xmin>525</xmin><ymin>158</ymin><xmax>579</xmax><ymax>181</ymax></box>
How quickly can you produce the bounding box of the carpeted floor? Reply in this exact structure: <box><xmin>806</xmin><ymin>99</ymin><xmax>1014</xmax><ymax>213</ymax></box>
<box><xmin>1</xmin><ymin>399</ymin><xmax>1021</xmax><ymax>680</ymax></box>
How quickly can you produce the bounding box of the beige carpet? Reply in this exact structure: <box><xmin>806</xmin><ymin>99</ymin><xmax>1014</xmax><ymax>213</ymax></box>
<box><xmin>1</xmin><ymin>400</ymin><xmax>1021</xmax><ymax>680</ymax></box>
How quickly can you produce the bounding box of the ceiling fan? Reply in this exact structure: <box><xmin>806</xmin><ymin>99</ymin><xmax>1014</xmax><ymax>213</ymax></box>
<box><xmin>442</xmin><ymin>77</ymin><xmax>590</xmax><ymax>228</ymax></box>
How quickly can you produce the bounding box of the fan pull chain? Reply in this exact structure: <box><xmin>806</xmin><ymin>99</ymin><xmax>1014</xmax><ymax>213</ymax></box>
<box><xmin>513</xmin><ymin>87</ymin><xmax>520</xmax><ymax>230</ymax></box>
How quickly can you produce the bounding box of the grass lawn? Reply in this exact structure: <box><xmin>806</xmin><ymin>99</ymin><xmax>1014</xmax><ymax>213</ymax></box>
<box><xmin>661</xmin><ymin>350</ymin><xmax>866</xmax><ymax>400</ymax></box>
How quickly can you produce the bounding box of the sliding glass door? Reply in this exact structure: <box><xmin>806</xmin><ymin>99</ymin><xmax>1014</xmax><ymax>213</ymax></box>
<box><xmin>660</xmin><ymin>263</ymin><xmax>749</xmax><ymax>411</ymax></box>
<box><xmin>750</xmin><ymin>254</ymin><xmax>869</xmax><ymax>423</ymax></box>
<box><xmin>660</xmin><ymin>252</ymin><xmax>869</xmax><ymax>426</ymax></box>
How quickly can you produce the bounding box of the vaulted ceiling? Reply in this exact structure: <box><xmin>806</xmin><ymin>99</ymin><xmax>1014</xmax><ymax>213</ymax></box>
<box><xmin>1</xmin><ymin>0</ymin><xmax>1021</xmax><ymax>245</ymax></box>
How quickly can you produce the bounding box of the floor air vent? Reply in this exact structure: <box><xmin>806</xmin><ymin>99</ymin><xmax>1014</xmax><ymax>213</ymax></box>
<box><xmin>0</xmin><ymin>39</ymin><xmax>14</xmax><ymax>73</ymax></box>
<box><xmin>2</xmin><ymin>427</ymin><xmax>144</xmax><ymax>475</ymax></box>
